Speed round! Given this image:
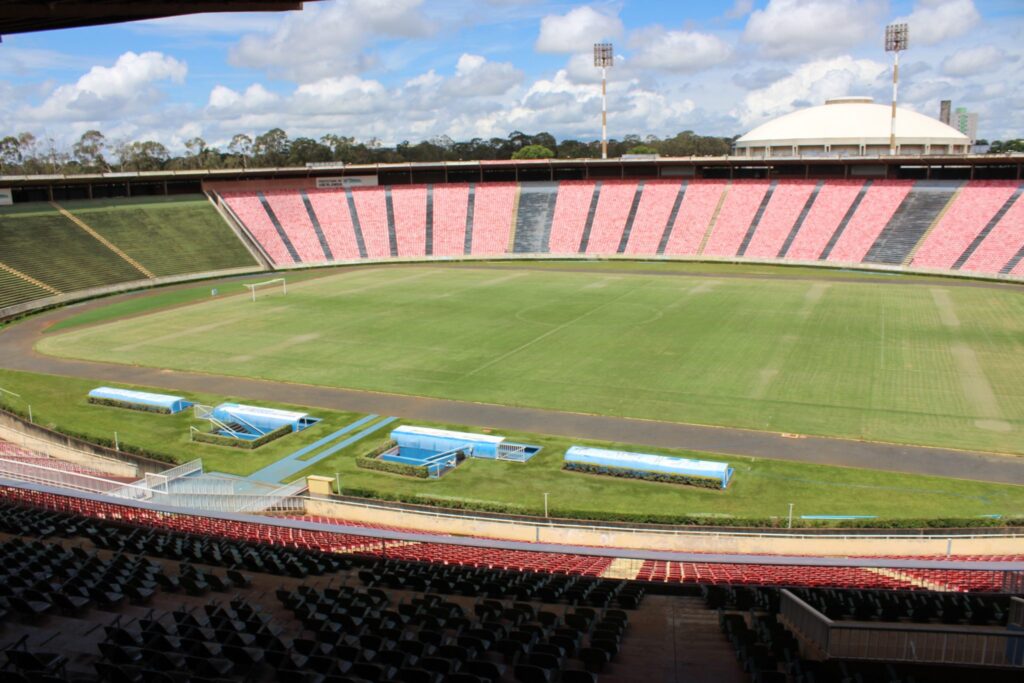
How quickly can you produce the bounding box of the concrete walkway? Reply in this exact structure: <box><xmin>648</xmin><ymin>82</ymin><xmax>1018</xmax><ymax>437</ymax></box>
<box><xmin>249</xmin><ymin>415</ymin><xmax>396</xmax><ymax>484</ymax></box>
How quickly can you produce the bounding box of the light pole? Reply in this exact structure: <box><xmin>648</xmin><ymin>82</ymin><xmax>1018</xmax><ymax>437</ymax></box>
<box><xmin>543</xmin><ymin>492</ymin><xmax>550</xmax><ymax>518</ymax></box>
<box><xmin>593</xmin><ymin>43</ymin><xmax>614</xmax><ymax>160</ymax></box>
<box><xmin>884</xmin><ymin>23</ymin><xmax>909</xmax><ymax>155</ymax></box>
<box><xmin>787</xmin><ymin>503</ymin><xmax>794</xmax><ymax>529</ymax></box>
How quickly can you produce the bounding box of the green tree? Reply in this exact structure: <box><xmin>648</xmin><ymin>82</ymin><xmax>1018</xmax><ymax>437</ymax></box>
<box><xmin>228</xmin><ymin>133</ymin><xmax>253</xmax><ymax>168</ymax></box>
<box><xmin>625</xmin><ymin>144</ymin><xmax>658</xmax><ymax>155</ymax></box>
<box><xmin>511</xmin><ymin>144</ymin><xmax>555</xmax><ymax>160</ymax></box>
<box><xmin>184</xmin><ymin>136</ymin><xmax>209</xmax><ymax>169</ymax></box>
<box><xmin>989</xmin><ymin>139</ymin><xmax>1024</xmax><ymax>153</ymax></box>
<box><xmin>557</xmin><ymin>139</ymin><xmax>597</xmax><ymax>159</ymax></box>
<box><xmin>252</xmin><ymin>128</ymin><xmax>290</xmax><ymax>166</ymax></box>
<box><xmin>72</xmin><ymin>130</ymin><xmax>108</xmax><ymax>172</ymax></box>
<box><xmin>0</xmin><ymin>135</ymin><xmax>22</xmax><ymax>173</ymax></box>
<box><xmin>288</xmin><ymin>137</ymin><xmax>332</xmax><ymax>165</ymax></box>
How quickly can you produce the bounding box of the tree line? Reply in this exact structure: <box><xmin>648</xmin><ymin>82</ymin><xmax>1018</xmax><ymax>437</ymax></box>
<box><xmin>0</xmin><ymin>128</ymin><xmax>737</xmax><ymax>175</ymax></box>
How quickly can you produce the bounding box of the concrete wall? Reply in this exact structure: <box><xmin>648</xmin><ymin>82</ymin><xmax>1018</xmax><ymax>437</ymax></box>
<box><xmin>0</xmin><ymin>409</ymin><xmax>163</xmax><ymax>476</ymax></box>
<box><xmin>303</xmin><ymin>498</ymin><xmax>1024</xmax><ymax>558</ymax></box>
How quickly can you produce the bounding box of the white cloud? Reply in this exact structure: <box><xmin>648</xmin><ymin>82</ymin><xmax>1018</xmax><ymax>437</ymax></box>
<box><xmin>733</xmin><ymin>55</ymin><xmax>888</xmax><ymax>127</ymax></box>
<box><xmin>441</xmin><ymin>54</ymin><xmax>524</xmax><ymax>97</ymax></box>
<box><xmin>563</xmin><ymin>52</ymin><xmax>643</xmax><ymax>85</ymax></box>
<box><xmin>207</xmin><ymin>83</ymin><xmax>279</xmax><ymax>112</ymax></box>
<box><xmin>894</xmin><ymin>0</ymin><xmax>981</xmax><ymax>46</ymax></box>
<box><xmin>499</xmin><ymin>69</ymin><xmax>696</xmax><ymax>137</ymax></box>
<box><xmin>535</xmin><ymin>6</ymin><xmax>623</xmax><ymax>54</ymax></box>
<box><xmin>725</xmin><ymin>0</ymin><xmax>755</xmax><ymax>19</ymax></box>
<box><xmin>743</xmin><ymin>0</ymin><xmax>883</xmax><ymax>58</ymax></box>
<box><xmin>294</xmin><ymin>76</ymin><xmax>392</xmax><ymax>115</ymax></box>
<box><xmin>229</xmin><ymin>0</ymin><xmax>434</xmax><ymax>82</ymax></box>
<box><xmin>941</xmin><ymin>45</ymin><xmax>1005</xmax><ymax>76</ymax></box>
<box><xmin>629</xmin><ymin>28</ymin><xmax>732</xmax><ymax>73</ymax></box>
<box><xmin>23</xmin><ymin>51</ymin><xmax>186</xmax><ymax>122</ymax></box>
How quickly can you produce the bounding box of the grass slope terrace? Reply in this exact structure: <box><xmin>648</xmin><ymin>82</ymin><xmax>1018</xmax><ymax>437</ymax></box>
<box><xmin>0</xmin><ymin>196</ymin><xmax>257</xmax><ymax>311</ymax></box>
<box><xmin>1</xmin><ymin>369</ymin><xmax>1022</xmax><ymax>526</ymax></box>
<box><xmin>35</xmin><ymin>263</ymin><xmax>1024</xmax><ymax>456</ymax></box>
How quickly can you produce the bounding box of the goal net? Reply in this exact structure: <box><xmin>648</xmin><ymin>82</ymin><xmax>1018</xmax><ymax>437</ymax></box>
<box><xmin>243</xmin><ymin>277</ymin><xmax>287</xmax><ymax>302</ymax></box>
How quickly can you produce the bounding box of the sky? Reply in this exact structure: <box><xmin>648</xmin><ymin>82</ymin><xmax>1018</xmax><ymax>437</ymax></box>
<box><xmin>0</xmin><ymin>0</ymin><xmax>1021</xmax><ymax>152</ymax></box>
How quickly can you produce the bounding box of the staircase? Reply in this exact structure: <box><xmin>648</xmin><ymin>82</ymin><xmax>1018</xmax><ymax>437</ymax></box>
<box><xmin>513</xmin><ymin>182</ymin><xmax>558</xmax><ymax>253</ymax></box>
<box><xmin>616</xmin><ymin>182</ymin><xmax>646</xmax><ymax>253</ymax></box>
<box><xmin>622</xmin><ymin>596</ymin><xmax>747</xmax><ymax>683</ymax></box>
<box><xmin>576</xmin><ymin>181</ymin><xmax>602</xmax><ymax>253</ymax></box>
<box><xmin>863</xmin><ymin>183</ymin><xmax>959</xmax><ymax>264</ymax></box>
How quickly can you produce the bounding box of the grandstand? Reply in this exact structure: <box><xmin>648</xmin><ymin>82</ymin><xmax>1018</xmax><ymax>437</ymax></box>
<box><xmin>205</xmin><ymin>178</ymin><xmax>1024</xmax><ymax>278</ymax></box>
<box><xmin>3</xmin><ymin>173</ymin><xmax>1022</xmax><ymax>322</ymax></box>
<box><xmin>0</xmin><ymin>471</ymin><xmax>1019</xmax><ymax>681</ymax></box>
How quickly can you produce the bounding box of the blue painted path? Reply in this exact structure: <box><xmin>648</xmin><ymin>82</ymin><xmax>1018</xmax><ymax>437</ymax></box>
<box><xmin>249</xmin><ymin>414</ymin><xmax>396</xmax><ymax>483</ymax></box>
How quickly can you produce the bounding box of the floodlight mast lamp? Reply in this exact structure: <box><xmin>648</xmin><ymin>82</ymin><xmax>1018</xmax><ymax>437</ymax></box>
<box><xmin>594</xmin><ymin>43</ymin><xmax>614</xmax><ymax>159</ymax></box>
<box><xmin>885</xmin><ymin>23</ymin><xmax>909</xmax><ymax>155</ymax></box>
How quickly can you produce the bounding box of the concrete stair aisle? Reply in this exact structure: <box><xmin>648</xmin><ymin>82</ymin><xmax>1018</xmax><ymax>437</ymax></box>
<box><xmin>513</xmin><ymin>182</ymin><xmax>558</xmax><ymax>253</ymax></box>
<box><xmin>864</xmin><ymin>184</ymin><xmax>959</xmax><ymax>265</ymax></box>
<box><xmin>604</xmin><ymin>595</ymin><xmax>747</xmax><ymax>683</ymax></box>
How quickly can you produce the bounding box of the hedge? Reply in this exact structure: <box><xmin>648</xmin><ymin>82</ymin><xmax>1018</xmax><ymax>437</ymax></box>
<box><xmin>355</xmin><ymin>441</ymin><xmax>430</xmax><ymax>479</ymax></box>
<box><xmin>87</xmin><ymin>397</ymin><xmax>172</xmax><ymax>414</ymax></box>
<box><xmin>563</xmin><ymin>461</ymin><xmax>724</xmax><ymax>490</ymax></box>
<box><xmin>191</xmin><ymin>424</ymin><xmax>292</xmax><ymax>449</ymax></box>
<box><xmin>336</xmin><ymin>487</ymin><xmax>1024</xmax><ymax>529</ymax></box>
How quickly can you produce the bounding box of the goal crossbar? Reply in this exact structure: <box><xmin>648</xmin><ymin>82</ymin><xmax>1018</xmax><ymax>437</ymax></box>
<box><xmin>243</xmin><ymin>277</ymin><xmax>287</xmax><ymax>302</ymax></box>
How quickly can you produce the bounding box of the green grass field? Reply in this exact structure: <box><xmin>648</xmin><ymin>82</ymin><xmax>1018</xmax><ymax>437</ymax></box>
<box><xmin>2</xmin><ymin>368</ymin><xmax>1022</xmax><ymax>523</ymax></box>
<box><xmin>36</xmin><ymin>263</ymin><xmax>1024</xmax><ymax>455</ymax></box>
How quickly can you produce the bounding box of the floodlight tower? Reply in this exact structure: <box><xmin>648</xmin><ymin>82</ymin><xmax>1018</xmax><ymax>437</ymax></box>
<box><xmin>884</xmin><ymin>23</ymin><xmax>908</xmax><ymax>155</ymax></box>
<box><xmin>594</xmin><ymin>43</ymin><xmax>614</xmax><ymax>159</ymax></box>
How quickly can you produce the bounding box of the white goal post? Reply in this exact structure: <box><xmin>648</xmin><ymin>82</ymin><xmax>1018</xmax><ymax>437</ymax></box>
<box><xmin>243</xmin><ymin>277</ymin><xmax>287</xmax><ymax>302</ymax></box>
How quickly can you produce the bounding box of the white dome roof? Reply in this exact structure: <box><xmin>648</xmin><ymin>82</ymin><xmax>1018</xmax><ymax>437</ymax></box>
<box><xmin>736</xmin><ymin>97</ymin><xmax>969</xmax><ymax>149</ymax></box>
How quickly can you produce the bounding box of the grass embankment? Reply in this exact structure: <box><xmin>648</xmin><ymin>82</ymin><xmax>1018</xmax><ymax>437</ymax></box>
<box><xmin>37</xmin><ymin>264</ymin><xmax>1024</xmax><ymax>455</ymax></box>
<box><xmin>0</xmin><ymin>368</ymin><xmax>1021</xmax><ymax>525</ymax></box>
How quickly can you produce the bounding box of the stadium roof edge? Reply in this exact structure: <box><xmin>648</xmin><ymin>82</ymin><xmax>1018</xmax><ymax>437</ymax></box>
<box><xmin>3</xmin><ymin>153</ymin><xmax>1024</xmax><ymax>185</ymax></box>
<box><xmin>0</xmin><ymin>1</ymin><xmax>324</xmax><ymax>38</ymax></box>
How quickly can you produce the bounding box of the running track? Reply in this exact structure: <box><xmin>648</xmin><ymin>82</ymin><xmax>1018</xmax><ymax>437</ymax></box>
<box><xmin>1</xmin><ymin>263</ymin><xmax>1022</xmax><ymax>486</ymax></box>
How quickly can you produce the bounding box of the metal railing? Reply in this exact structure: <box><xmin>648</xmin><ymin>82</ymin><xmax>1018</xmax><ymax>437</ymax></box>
<box><xmin>0</xmin><ymin>457</ymin><xmax>144</xmax><ymax>495</ymax></box>
<box><xmin>0</xmin><ymin>457</ymin><xmax>304</xmax><ymax>514</ymax></box>
<box><xmin>780</xmin><ymin>589</ymin><xmax>1024</xmax><ymax>668</ymax></box>
<box><xmin>160</xmin><ymin>459</ymin><xmax>203</xmax><ymax>481</ymax></box>
<box><xmin>780</xmin><ymin>589</ymin><xmax>832</xmax><ymax>655</ymax></box>
<box><xmin>1010</xmin><ymin>597</ymin><xmax>1024</xmax><ymax>628</ymax></box>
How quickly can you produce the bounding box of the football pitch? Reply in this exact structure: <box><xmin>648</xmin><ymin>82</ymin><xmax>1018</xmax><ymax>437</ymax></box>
<box><xmin>37</xmin><ymin>264</ymin><xmax>1024</xmax><ymax>455</ymax></box>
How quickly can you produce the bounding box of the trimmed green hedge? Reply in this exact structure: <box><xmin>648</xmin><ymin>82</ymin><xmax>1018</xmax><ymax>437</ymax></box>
<box><xmin>355</xmin><ymin>441</ymin><xmax>430</xmax><ymax>479</ymax></box>
<box><xmin>563</xmin><ymin>461</ymin><xmax>724</xmax><ymax>490</ymax></box>
<box><xmin>87</xmin><ymin>397</ymin><xmax>172</xmax><ymax>414</ymax></box>
<box><xmin>191</xmin><ymin>424</ymin><xmax>292</xmax><ymax>449</ymax></box>
<box><xmin>337</xmin><ymin>486</ymin><xmax>1024</xmax><ymax>529</ymax></box>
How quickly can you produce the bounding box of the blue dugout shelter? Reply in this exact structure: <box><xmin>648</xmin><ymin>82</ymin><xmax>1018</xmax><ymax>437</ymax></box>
<box><xmin>89</xmin><ymin>387</ymin><xmax>191</xmax><ymax>414</ymax></box>
<box><xmin>211</xmin><ymin>403</ymin><xmax>320</xmax><ymax>435</ymax></box>
<box><xmin>391</xmin><ymin>426</ymin><xmax>541</xmax><ymax>461</ymax></box>
<box><xmin>565</xmin><ymin>446</ymin><xmax>734</xmax><ymax>489</ymax></box>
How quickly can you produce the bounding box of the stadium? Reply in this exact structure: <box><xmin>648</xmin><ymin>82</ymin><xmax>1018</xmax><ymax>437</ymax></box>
<box><xmin>0</xmin><ymin>2</ymin><xmax>1022</xmax><ymax>682</ymax></box>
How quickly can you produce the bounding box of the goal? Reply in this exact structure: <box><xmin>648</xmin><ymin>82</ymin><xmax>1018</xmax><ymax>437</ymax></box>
<box><xmin>243</xmin><ymin>277</ymin><xmax>287</xmax><ymax>302</ymax></box>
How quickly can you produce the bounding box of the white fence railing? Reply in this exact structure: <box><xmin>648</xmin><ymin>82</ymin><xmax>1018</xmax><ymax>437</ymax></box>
<box><xmin>0</xmin><ymin>457</ymin><xmax>304</xmax><ymax>514</ymax></box>
<box><xmin>0</xmin><ymin>457</ymin><xmax>145</xmax><ymax>496</ymax></box>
